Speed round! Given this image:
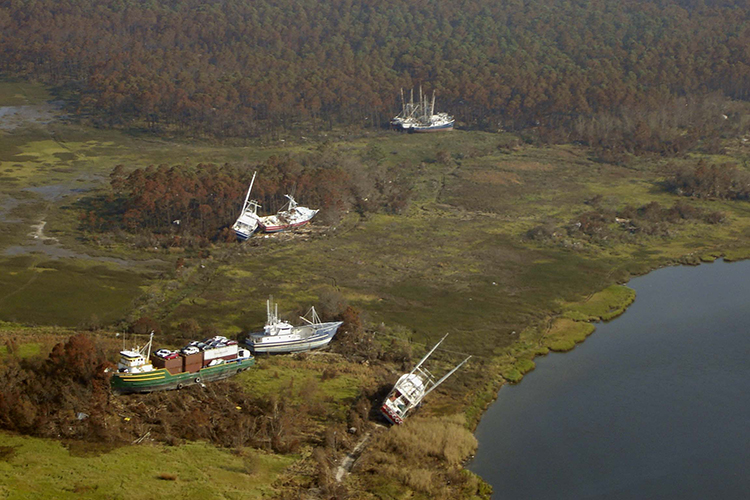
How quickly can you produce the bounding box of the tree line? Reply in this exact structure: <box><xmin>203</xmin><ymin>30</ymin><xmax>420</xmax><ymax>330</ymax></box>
<box><xmin>2</xmin><ymin>0</ymin><xmax>750</xmax><ymax>141</ymax></box>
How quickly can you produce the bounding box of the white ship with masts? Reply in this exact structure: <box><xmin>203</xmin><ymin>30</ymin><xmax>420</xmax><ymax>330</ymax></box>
<box><xmin>391</xmin><ymin>87</ymin><xmax>454</xmax><ymax>133</ymax></box>
<box><xmin>245</xmin><ymin>297</ymin><xmax>343</xmax><ymax>353</ymax></box>
<box><xmin>380</xmin><ymin>334</ymin><xmax>471</xmax><ymax>425</ymax></box>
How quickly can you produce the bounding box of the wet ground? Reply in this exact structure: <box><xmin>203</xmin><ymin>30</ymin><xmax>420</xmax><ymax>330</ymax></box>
<box><xmin>0</xmin><ymin>102</ymin><xmax>63</xmax><ymax>131</ymax></box>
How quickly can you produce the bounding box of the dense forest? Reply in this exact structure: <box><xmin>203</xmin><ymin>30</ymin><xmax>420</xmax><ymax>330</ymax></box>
<box><xmin>2</xmin><ymin>0</ymin><xmax>750</xmax><ymax>143</ymax></box>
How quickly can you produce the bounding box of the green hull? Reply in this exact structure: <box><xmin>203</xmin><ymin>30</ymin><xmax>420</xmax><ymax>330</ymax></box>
<box><xmin>111</xmin><ymin>357</ymin><xmax>255</xmax><ymax>394</ymax></box>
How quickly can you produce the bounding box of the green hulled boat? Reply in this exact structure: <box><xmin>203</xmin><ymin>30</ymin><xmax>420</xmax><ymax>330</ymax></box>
<box><xmin>111</xmin><ymin>333</ymin><xmax>255</xmax><ymax>394</ymax></box>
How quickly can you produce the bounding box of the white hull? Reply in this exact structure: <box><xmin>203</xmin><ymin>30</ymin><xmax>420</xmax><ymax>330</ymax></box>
<box><xmin>247</xmin><ymin>321</ymin><xmax>342</xmax><ymax>353</ymax></box>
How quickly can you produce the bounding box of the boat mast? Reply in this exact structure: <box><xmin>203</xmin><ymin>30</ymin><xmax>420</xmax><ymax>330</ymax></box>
<box><xmin>422</xmin><ymin>355</ymin><xmax>472</xmax><ymax>400</ymax></box>
<box><xmin>419</xmin><ymin>86</ymin><xmax>424</xmax><ymax>121</ymax></box>
<box><xmin>300</xmin><ymin>306</ymin><xmax>321</xmax><ymax>325</ymax></box>
<box><xmin>146</xmin><ymin>331</ymin><xmax>154</xmax><ymax>359</ymax></box>
<box><xmin>241</xmin><ymin>171</ymin><xmax>257</xmax><ymax>212</ymax></box>
<box><xmin>409</xmin><ymin>333</ymin><xmax>449</xmax><ymax>376</ymax></box>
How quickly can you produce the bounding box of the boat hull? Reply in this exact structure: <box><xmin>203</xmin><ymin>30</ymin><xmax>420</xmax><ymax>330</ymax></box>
<box><xmin>111</xmin><ymin>357</ymin><xmax>255</xmax><ymax>394</ymax></box>
<box><xmin>234</xmin><ymin>230</ymin><xmax>252</xmax><ymax>241</ymax></box>
<box><xmin>259</xmin><ymin>219</ymin><xmax>313</xmax><ymax>233</ymax></box>
<box><xmin>247</xmin><ymin>321</ymin><xmax>342</xmax><ymax>353</ymax></box>
<box><xmin>411</xmin><ymin>122</ymin><xmax>454</xmax><ymax>133</ymax></box>
<box><xmin>381</xmin><ymin>403</ymin><xmax>404</xmax><ymax>425</ymax></box>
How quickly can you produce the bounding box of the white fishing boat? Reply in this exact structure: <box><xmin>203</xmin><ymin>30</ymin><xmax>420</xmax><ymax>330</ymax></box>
<box><xmin>245</xmin><ymin>297</ymin><xmax>343</xmax><ymax>353</ymax></box>
<box><xmin>257</xmin><ymin>195</ymin><xmax>319</xmax><ymax>233</ymax></box>
<box><xmin>391</xmin><ymin>87</ymin><xmax>454</xmax><ymax>133</ymax></box>
<box><xmin>380</xmin><ymin>334</ymin><xmax>470</xmax><ymax>425</ymax></box>
<box><xmin>232</xmin><ymin>171</ymin><xmax>261</xmax><ymax>241</ymax></box>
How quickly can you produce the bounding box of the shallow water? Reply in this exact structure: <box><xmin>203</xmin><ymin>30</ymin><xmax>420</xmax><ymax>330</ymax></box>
<box><xmin>470</xmin><ymin>260</ymin><xmax>750</xmax><ymax>499</ymax></box>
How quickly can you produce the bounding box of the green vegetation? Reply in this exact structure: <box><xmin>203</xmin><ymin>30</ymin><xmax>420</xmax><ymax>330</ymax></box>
<box><xmin>0</xmin><ymin>432</ymin><xmax>294</xmax><ymax>499</ymax></box>
<box><xmin>0</xmin><ymin>256</ymin><xmax>144</xmax><ymax>326</ymax></box>
<box><xmin>237</xmin><ymin>355</ymin><xmax>364</xmax><ymax>423</ymax></box>
<box><xmin>0</xmin><ymin>81</ymin><xmax>51</xmax><ymax>106</ymax></box>
<box><xmin>562</xmin><ymin>285</ymin><xmax>636</xmax><ymax>322</ymax></box>
<box><xmin>544</xmin><ymin>319</ymin><xmax>597</xmax><ymax>353</ymax></box>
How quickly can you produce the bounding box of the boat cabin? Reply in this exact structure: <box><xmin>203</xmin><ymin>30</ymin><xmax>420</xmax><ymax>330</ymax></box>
<box><xmin>117</xmin><ymin>350</ymin><xmax>154</xmax><ymax>374</ymax></box>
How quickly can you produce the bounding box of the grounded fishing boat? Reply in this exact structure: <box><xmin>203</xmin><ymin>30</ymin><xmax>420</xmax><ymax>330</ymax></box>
<box><xmin>257</xmin><ymin>195</ymin><xmax>319</xmax><ymax>233</ymax></box>
<box><xmin>391</xmin><ymin>87</ymin><xmax>454</xmax><ymax>133</ymax></box>
<box><xmin>380</xmin><ymin>334</ymin><xmax>470</xmax><ymax>425</ymax></box>
<box><xmin>245</xmin><ymin>297</ymin><xmax>343</xmax><ymax>353</ymax></box>
<box><xmin>111</xmin><ymin>333</ymin><xmax>254</xmax><ymax>393</ymax></box>
<box><xmin>232</xmin><ymin>171</ymin><xmax>261</xmax><ymax>241</ymax></box>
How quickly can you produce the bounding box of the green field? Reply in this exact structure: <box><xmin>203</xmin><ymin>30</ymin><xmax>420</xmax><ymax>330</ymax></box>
<box><xmin>0</xmin><ymin>432</ymin><xmax>295</xmax><ymax>499</ymax></box>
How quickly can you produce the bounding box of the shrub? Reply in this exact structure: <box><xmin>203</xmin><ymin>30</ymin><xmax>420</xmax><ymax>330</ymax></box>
<box><xmin>377</xmin><ymin>414</ymin><xmax>477</xmax><ymax>466</ymax></box>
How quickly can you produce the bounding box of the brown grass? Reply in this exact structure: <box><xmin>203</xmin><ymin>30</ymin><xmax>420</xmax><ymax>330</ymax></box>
<box><xmin>467</xmin><ymin>170</ymin><xmax>522</xmax><ymax>185</ymax></box>
<box><xmin>377</xmin><ymin>414</ymin><xmax>477</xmax><ymax>466</ymax></box>
<box><xmin>503</xmin><ymin>160</ymin><xmax>555</xmax><ymax>171</ymax></box>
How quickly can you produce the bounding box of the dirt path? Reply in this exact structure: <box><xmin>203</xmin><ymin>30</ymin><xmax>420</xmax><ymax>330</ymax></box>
<box><xmin>334</xmin><ymin>429</ymin><xmax>377</xmax><ymax>482</ymax></box>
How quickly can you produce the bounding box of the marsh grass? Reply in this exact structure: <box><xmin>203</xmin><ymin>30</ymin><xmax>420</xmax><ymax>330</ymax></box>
<box><xmin>0</xmin><ymin>432</ymin><xmax>294</xmax><ymax>499</ymax></box>
<box><xmin>377</xmin><ymin>414</ymin><xmax>477</xmax><ymax>466</ymax></box>
<box><xmin>236</xmin><ymin>355</ymin><xmax>363</xmax><ymax>422</ymax></box>
<box><xmin>0</xmin><ymin>256</ymin><xmax>144</xmax><ymax>326</ymax></box>
<box><xmin>0</xmin><ymin>81</ymin><xmax>51</xmax><ymax>106</ymax></box>
<box><xmin>562</xmin><ymin>285</ymin><xmax>636</xmax><ymax>322</ymax></box>
<box><xmin>544</xmin><ymin>318</ymin><xmax>596</xmax><ymax>352</ymax></box>
<box><xmin>362</xmin><ymin>414</ymin><xmax>481</xmax><ymax>497</ymax></box>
